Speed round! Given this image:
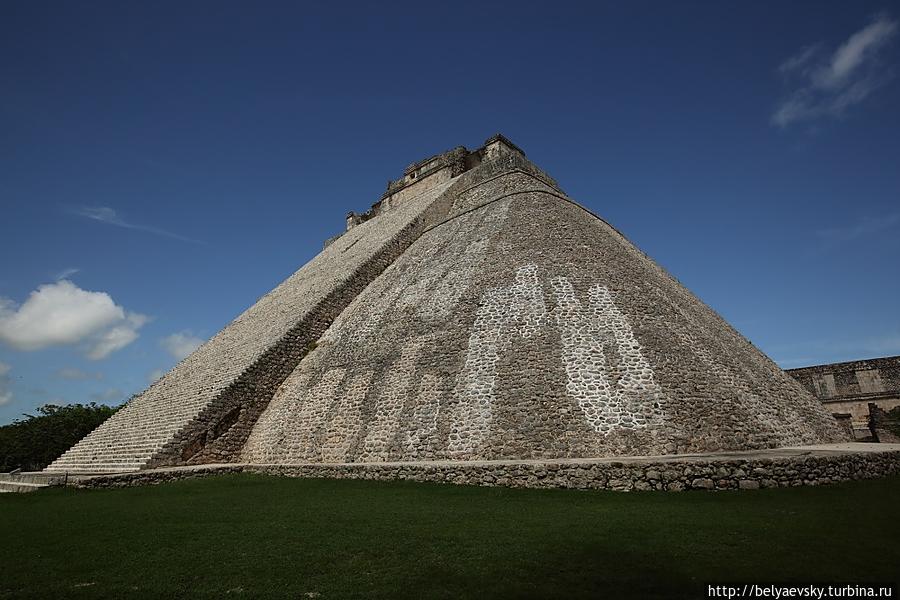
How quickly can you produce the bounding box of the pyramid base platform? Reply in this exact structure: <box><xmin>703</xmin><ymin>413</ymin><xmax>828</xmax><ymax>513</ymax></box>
<box><xmin>62</xmin><ymin>443</ymin><xmax>900</xmax><ymax>492</ymax></box>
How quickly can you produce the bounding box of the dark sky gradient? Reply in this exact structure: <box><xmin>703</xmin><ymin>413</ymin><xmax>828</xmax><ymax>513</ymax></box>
<box><xmin>2</xmin><ymin>1</ymin><xmax>899</xmax><ymax>424</ymax></box>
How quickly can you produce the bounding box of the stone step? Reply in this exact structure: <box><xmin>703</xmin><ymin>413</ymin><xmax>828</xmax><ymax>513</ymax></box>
<box><xmin>91</xmin><ymin>413</ymin><xmax>193</xmax><ymax>424</ymax></box>
<box><xmin>86</xmin><ymin>424</ymin><xmax>184</xmax><ymax>434</ymax></box>
<box><xmin>78</xmin><ymin>431</ymin><xmax>174</xmax><ymax>439</ymax></box>
<box><xmin>52</xmin><ymin>460</ymin><xmax>149</xmax><ymax>468</ymax></box>
<box><xmin>60</xmin><ymin>440</ymin><xmax>162</xmax><ymax>449</ymax></box>
<box><xmin>50</xmin><ymin>461</ymin><xmax>150</xmax><ymax>469</ymax></box>
<box><xmin>44</xmin><ymin>455</ymin><xmax>150</xmax><ymax>471</ymax></box>
<box><xmin>0</xmin><ymin>481</ymin><xmax>49</xmax><ymax>493</ymax></box>
<box><xmin>44</xmin><ymin>467</ymin><xmax>140</xmax><ymax>474</ymax></box>
<box><xmin>58</xmin><ymin>439</ymin><xmax>163</xmax><ymax>449</ymax></box>
<box><xmin>80</xmin><ymin>432</ymin><xmax>173</xmax><ymax>441</ymax></box>
<box><xmin>57</xmin><ymin>450</ymin><xmax>153</xmax><ymax>457</ymax></box>
<box><xmin>0</xmin><ymin>472</ymin><xmax>65</xmax><ymax>485</ymax></box>
<box><xmin>60</xmin><ymin>438</ymin><xmax>160</xmax><ymax>445</ymax></box>
<box><xmin>54</xmin><ymin>444</ymin><xmax>155</xmax><ymax>458</ymax></box>
<box><xmin>51</xmin><ymin>452</ymin><xmax>152</xmax><ymax>460</ymax></box>
<box><xmin>51</xmin><ymin>462</ymin><xmax>151</xmax><ymax>470</ymax></box>
<box><xmin>54</xmin><ymin>450</ymin><xmax>155</xmax><ymax>459</ymax></box>
<box><xmin>59</xmin><ymin>444</ymin><xmax>160</xmax><ymax>453</ymax></box>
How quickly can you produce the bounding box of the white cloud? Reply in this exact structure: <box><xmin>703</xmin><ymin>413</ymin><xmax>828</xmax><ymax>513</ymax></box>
<box><xmin>773</xmin><ymin>15</ymin><xmax>898</xmax><ymax>127</ymax></box>
<box><xmin>0</xmin><ymin>281</ymin><xmax>122</xmax><ymax>350</ymax></box>
<box><xmin>54</xmin><ymin>267</ymin><xmax>80</xmax><ymax>281</ymax></box>
<box><xmin>86</xmin><ymin>313</ymin><xmax>149</xmax><ymax>360</ymax></box>
<box><xmin>55</xmin><ymin>367</ymin><xmax>103</xmax><ymax>381</ymax></box>
<box><xmin>820</xmin><ymin>17</ymin><xmax>898</xmax><ymax>88</ymax></box>
<box><xmin>0</xmin><ymin>280</ymin><xmax>148</xmax><ymax>360</ymax></box>
<box><xmin>161</xmin><ymin>331</ymin><xmax>204</xmax><ymax>361</ymax></box>
<box><xmin>777</xmin><ymin>44</ymin><xmax>821</xmax><ymax>76</ymax></box>
<box><xmin>147</xmin><ymin>368</ymin><xmax>166</xmax><ymax>383</ymax></box>
<box><xmin>0</xmin><ymin>362</ymin><xmax>11</xmax><ymax>406</ymax></box>
<box><xmin>71</xmin><ymin>206</ymin><xmax>202</xmax><ymax>244</ymax></box>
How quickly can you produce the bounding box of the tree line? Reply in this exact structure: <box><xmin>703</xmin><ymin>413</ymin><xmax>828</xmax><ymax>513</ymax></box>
<box><xmin>0</xmin><ymin>403</ymin><xmax>119</xmax><ymax>472</ymax></box>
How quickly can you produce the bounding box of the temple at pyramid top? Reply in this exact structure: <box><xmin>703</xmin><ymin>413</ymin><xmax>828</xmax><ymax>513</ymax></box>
<box><xmin>46</xmin><ymin>134</ymin><xmax>846</xmax><ymax>474</ymax></box>
<box><xmin>342</xmin><ymin>134</ymin><xmax>527</xmax><ymax>233</ymax></box>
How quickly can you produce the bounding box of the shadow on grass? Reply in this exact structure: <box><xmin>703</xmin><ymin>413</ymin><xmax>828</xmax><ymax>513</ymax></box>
<box><xmin>1</xmin><ymin>474</ymin><xmax>898</xmax><ymax>599</ymax></box>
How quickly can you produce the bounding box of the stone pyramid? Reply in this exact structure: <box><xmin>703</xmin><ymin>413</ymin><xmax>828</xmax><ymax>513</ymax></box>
<box><xmin>46</xmin><ymin>135</ymin><xmax>845</xmax><ymax>473</ymax></box>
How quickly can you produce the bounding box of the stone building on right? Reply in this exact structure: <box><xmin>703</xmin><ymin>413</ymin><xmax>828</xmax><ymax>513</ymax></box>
<box><xmin>786</xmin><ymin>355</ymin><xmax>900</xmax><ymax>441</ymax></box>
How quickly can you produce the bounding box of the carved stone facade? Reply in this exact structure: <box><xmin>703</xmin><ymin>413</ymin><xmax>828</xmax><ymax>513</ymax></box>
<box><xmin>787</xmin><ymin>356</ymin><xmax>900</xmax><ymax>438</ymax></box>
<box><xmin>47</xmin><ymin>135</ymin><xmax>846</xmax><ymax>474</ymax></box>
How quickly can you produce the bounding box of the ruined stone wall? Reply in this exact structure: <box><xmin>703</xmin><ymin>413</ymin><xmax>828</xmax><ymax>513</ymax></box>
<box><xmin>387</xmin><ymin>147</ymin><xmax>468</xmax><ymax>196</ymax></box>
<box><xmin>242</xmin><ymin>160</ymin><xmax>844</xmax><ymax>465</ymax></box>
<box><xmin>342</xmin><ymin>138</ymin><xmax>537</xmax><ymax>237</ymax></box>
<box><xmin>821</xmin><ymin>398</ymin><xmax>900</xmax><ymax>426</ymax></box>
<box><xmin>868</xmin><ymin>404</ymin><xmax>900</xmax><ymax>443</ymax></box>
<box><xmin>787</xmin><ymin>356</ymin><xmax>900</xmax><ymax>428</ymax></box>
<box><xmin>788</xmin><ymin>356</ymin><xmax>900</xmax><ymax>398</ymax></box>
<box><xmin>380</xmin><ymin>167</ymin><xmax>455</xmax><ymax>212</ymax></box>
<box><xmin>343</xmin><ymin>168</ymin><xmax>457</xmax><ymax>235</ymax></box>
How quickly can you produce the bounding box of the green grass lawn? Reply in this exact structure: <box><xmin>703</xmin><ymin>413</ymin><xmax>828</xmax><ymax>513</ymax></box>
<box><xmin>2</xmin><ymin>474</ymin><xmax>898</xmax><ymax>599</ymax></box>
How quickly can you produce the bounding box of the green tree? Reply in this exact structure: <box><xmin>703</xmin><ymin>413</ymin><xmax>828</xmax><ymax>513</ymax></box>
<box><xmin>0</xmin><ymin>403</ymin><xmax>119</xmax><ymax>472</ymax></box>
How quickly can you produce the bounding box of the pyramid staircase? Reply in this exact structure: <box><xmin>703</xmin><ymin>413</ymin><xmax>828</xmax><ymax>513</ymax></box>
<box><xmin>43</xmin><ymin>139</ymin><xmax>495</xmax><ymax>474</ymax></box>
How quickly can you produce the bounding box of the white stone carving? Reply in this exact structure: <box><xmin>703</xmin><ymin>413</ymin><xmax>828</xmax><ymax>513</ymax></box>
<box><xmin>451</xmin><ymin>264</ymin><xmax>665</xmax><ymax>454</ymax></box>
<box><xmin>448</xmin><ymin>264</ymin><xmax>548</xmax><ymax>456</ymax></box>
<box><xmin>552</xmin><ymin>279</ymin><xmax>665</xmax><ymax>433</ymax></box>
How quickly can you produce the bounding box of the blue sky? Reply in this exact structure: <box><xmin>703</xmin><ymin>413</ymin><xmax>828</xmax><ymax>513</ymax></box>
<box><xmin>2</xmin><ymin>1</ymin><xmax>899</xmax><ymax>425</ymax></box>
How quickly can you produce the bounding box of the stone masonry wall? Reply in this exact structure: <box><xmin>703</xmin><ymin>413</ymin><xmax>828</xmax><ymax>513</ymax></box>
<box><xmin>868</xmin><ymin>404</ymin><xmax>900</xmax><ymax>443</ymax></box>
<box><xmin>787</xmin><ymin>356</ymin><xmax>900</xmax><ymax>428</ymax></box>
<box><xmin>73</xmin><ymin>450</ymin><xmax>900</xmax><ymax>492</ymax></box>
<box><xmin>788</xmin><ymin>356</ymin><xmax>900</xmax><ymax>401</ymax></box>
